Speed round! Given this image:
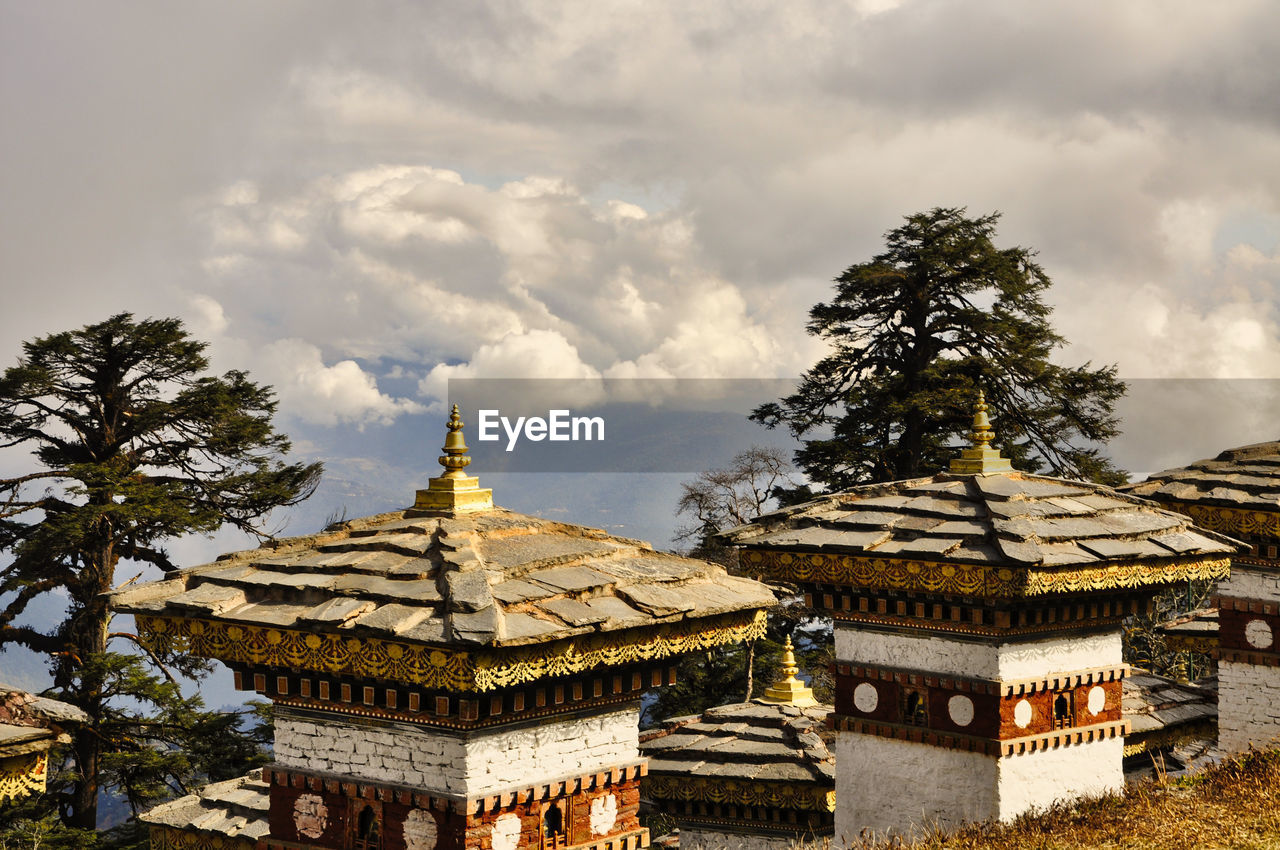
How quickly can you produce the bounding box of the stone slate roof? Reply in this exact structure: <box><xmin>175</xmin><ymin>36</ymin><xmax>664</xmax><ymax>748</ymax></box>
<box><xmin>1158</xmin><ymin>608</ymin><xmax>1219</xmax><ymax>648</ymax></box>
<box><xmin>0</xmin><ymin>682</ymin><xmax>88</xmax><ymax>758</ymax></box>
<box><xmin>1126</xmin><ymin>441</ymin><xmax>1280</xmax><ymax>511</ymax></box>
<box><xmin>111</xmin><ymin>508</ymin><xmax>774</xmax><ymax>648</ymax></box>
<box><xmin>639</xmin><ymin>701</ymin><xmax>834</xmax><ymax>790</ymax></box>
<box><xmin>1123</xmin><ymin>671</ymin><xmax>1217</xmax><ymax>748</ymax></box>
<box><xmin>141</xmin><ymin>772</ymin><xmax>269</xmax><ymax>844</ymax></box>
<box><xmin>719</xmin><ymin>472</ymin><xmax>1237</xmax><ymax>569</ymax></box>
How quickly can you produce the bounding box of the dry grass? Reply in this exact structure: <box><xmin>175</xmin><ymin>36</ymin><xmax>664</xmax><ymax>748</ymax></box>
<box><xmin>844</xmin><ymin>748</ymin><xmax>1280</xmax><ymax>850</ymax></box>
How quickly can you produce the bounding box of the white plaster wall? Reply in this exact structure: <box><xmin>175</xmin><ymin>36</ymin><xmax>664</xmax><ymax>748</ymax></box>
<box><xmin>833</xmin><ymin>734</ymin><xmax>996</xmax><ymax>842</ymax></box>
<box><xmin>834</xmin><ymin>734</ymin><xmax>1124</xmax><ymax>840</ymax></box>
<box><xmin>993</xmin><ymin>632</ymin><xmax>1121</xmax><ymax>681</ymax></box>
<box><xmin>273</xmin><ymin>708</ymin><xmax>638</xmax><ymax>797</ymax></box>
<box><xmin>833</xmin><ymin>628</ymin><xmax>1121</xmax><ymax>681</ymax></box>
<box><xmin>995</xmin><ymin>737</ymin><xmax>1123</xmax><ymax>821</ymax></box>
<box><xmin>1219</xmin><ymin>568</ymin><xmax>1280</xmax><ymax>602</ymax></box>
<box><xmin>835</xmin><ymin>629</ymin><xmax>998</xmax><ymax>678</ymax></box>
<box><xmin>678</xmin><ymin>828</ymin><xmax>813</xmax><ymax>850</ymax></box>
<box><xmin>1219</xmin><ymin>660</ymin><xmax>1280</xmax><ymax>753</ymax></box>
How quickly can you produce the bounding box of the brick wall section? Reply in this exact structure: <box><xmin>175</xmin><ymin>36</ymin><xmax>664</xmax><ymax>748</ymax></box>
<box><xmin>465</xmin><ymin>782</ymin><xmax>641</xmax><ymax>849</ymax></box>
<box><xmin>1219</xmin><ymin>660</ymin><xmax>1280</xmax><ymax>752</ymax></box>
<box><xmin>1218</xmin><ymin>567</ymin><xmax>1280</xmax><ymax>752</ymax></box>
<box><xmin>274</xmin><ymin>707</ymin><xmax>640</xmax><ymax>797</ymax></box>
<box><xmin>1220</xmin><ymin>567</ymin><xmax>1280</xmax><ymax>602</ymax></box>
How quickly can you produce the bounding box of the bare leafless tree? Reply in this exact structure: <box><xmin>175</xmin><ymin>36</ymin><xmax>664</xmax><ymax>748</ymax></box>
<box><xmin>674</xmin><ymin>446</ymin><xmax>797</xmax><ymax>566</ymax></box>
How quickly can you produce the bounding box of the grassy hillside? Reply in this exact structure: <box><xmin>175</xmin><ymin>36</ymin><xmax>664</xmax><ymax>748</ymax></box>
<box><xmin>851</xmin><ymin>749</ymin><xmax>1280</xmax><ymax>850</ymax></box>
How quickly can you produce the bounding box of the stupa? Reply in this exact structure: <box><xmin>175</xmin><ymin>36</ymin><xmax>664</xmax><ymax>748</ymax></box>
<box><xmin>0</xmin><ymin>683</ymin><xmax>87</xmax><ymax>802</ymax></box>
<box><xmin>639</xmin><ymin>637</ymin><xmax>835</xmax><ymax>850</ymax></box>
<box><xmin>113</xmin><ymin>406</ymin><xmax>775</xmax><ymax>850</ymax></box>
<box><xmin>1127</xmin><ymin>441</ymin><xmax>1280</xmax><ymax>751</ymax></box>
<box><xmin>719</xmin><ymin>392</ymin><xmax>1238</xmax><ymax>839</ymax></box>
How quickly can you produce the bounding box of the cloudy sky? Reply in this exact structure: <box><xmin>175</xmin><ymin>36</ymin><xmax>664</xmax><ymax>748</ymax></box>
<box><xmin>4</xmin><ymin>1</ymin><xmax>1280</xmax><ymax>563</ymax></box>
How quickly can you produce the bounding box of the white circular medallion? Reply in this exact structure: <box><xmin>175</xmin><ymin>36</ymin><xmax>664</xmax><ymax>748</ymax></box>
<box><xmin>947</xmin><ymin>695</ymin><xmax>974</xmax><ymax>727</ymax></box>
<box><xmin>404</xmin><ymin>809</ymin><xmax>438</xmax><ymax>850</ymax></box>
<box><xmin>492</xmin><ymin>814</ymin><xmax>522</xmax><ymax>850</ymax></box>
<box><xmin>292</xmin><ymin>794</ymin><xmax>328</xmax><ymax>840</ymax></box>
<box><xmin>852</xmin><ymin>682</ymin><xmax>879</xmax><ymax>713</ymax></box>
<box><xmin>590</xmin><ymin>794</ymin><xmax>618</xmax><ymax>836</ymax></box>
<box><xmin>1087</xmin><ymin>686</ymin><xmax>1106</xmax><ymax>715</ymax></box>
<box><xmin>1014</xmin><ymin>698</ymin><xmax>1033</xmax><ymax>729</ymax></box>
<box><xmin>1246</xmin><ymin>618</ymin><xmax>1274</xmax><ymax>649</ymax></box>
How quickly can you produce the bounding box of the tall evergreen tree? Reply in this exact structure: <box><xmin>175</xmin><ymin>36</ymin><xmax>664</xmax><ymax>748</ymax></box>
<box><xmin>0</xmin><ymin>314</ymin><xmax>321</xmax><ymax>832</ymax></box>
<box><xmin>753</xmin><ymin>207</ymin><xmax>1127</xmax><ymax>491</ymax></box>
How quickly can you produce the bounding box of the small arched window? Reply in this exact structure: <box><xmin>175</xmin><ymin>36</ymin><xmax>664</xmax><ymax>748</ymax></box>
<box><xmin>904</xmin><ymin>690</ymin><xmax>928</xmax><ymax>727</ymax></box>
<box><xmin>353</xmin><ymin>804</ymin><xmax>381</xmax><ymax>850</ymax></box>
<box><xmin>1053</xmin><ymin>693</ymin><xmax>1073</xmax><ymax>729</ymax></box>
<box><xmin>542</xmin><ymin>802</ymin><xmax>567</xmax><ymax>849</ymax></box>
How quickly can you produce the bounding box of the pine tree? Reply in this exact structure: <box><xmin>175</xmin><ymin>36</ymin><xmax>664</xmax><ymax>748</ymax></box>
<box><xmin>752</xmin><ymin>207</ymin><xmax>1127</xmax><ymax>491</ymax></box>
<box><xmin>0</xmin><ymin>313</ymin><xmax>321</xmax><ymax>832</ymax></box>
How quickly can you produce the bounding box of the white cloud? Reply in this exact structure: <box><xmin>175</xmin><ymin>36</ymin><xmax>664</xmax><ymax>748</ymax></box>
<box><xmin>188</xmin><ymin>294</ymin><xmax>228</xmax><ymax>337</ymax></box>
<box><xmin>419</xmin><ymin>329</ymin><xmax>604</xmax><ymax>407</ymax></box>
<box><xmin>196</xmin><ymin>165</ymin><xmax>808</xmax><ymax>400</ymax></box>
<box><xmin>262</xmin><ymin>339</ymin><xmax>424</xmax><ymax>428</ymax></box>
<box><xmin>10</xmin><ymin>1</ymin><xmax>1280</xmax><ymax>453</ymax></box>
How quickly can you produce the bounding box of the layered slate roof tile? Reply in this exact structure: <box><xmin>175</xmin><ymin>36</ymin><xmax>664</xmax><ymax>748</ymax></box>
<box><xmin>1158</xmin><ymin>608</ymin><xmax>1220</xmax><ymax>652</ymax></box>
<box><xmin>641</xmin><ymin>701</ymin><xmax>835</xmax><ymax>785</ymax></box>
<box><xmin>639</xmin><ymin>638</ymin><xmax>835</xmax><ymax>839</ymax></box>
<box><xmin>721</xmin><ymin>471</ymin><xmax>1236</xmax><ymax>577</ymax></box>
<box><xmin>1126</xmin><ymin>441</ymin><xmax>1280</xmax><ymax>513</ymax></box>
<box><xmin>112</xmin><ymin>508</ymin><xmax>774</xmax><ymax>648</ymax></box>
<box><xmin>1122</xmin><ymin>671</ymin><xmax>1218</xmax><ymax>758</ymax></box>
<box><xmin>639</xmin><ymin>699</ymin><xmax>836</xmax><ymax>828</ymax></box>
<box><xmin>141</xmin><ymin>772</ymin><xmax>270</xmax><ymax>846</ymax></box>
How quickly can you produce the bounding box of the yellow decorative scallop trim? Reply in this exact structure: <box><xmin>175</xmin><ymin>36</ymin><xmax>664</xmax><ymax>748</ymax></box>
<box><xmin>0</xmin><ymin>753</ymin><xmax>47</xmax><ymax>801</ymax></box>
<box><xmin>645</xmin><ymin>774</ymin><xmax>834</xmax><ymax>812</ymax></box>
<box><xmin>136</xmin><ymin>610</ymin><xmax>767</xmax><ymax>693</ymax></box>
<box><xmin>740</xmin><ymin>550</ymin><xmax>1229</xmax><ymax>598</ymax></box>
<box><xmin>1161</xmin><ymin>501</ymin><xmax>1280</xmax><ymax>539</ymax></box>
<box><xmin>1021</xmin><ymin>558</ymin><xmax>1229</xmax><ymax>595</ymax></box>
<box><xmin>740</xmin><ymin>550</ymin><xmax>1017</xmax><ymax>595</ymax></box>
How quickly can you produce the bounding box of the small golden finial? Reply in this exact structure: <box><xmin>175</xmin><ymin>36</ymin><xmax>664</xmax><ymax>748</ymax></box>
<box><xmin>759</xmin><ymin>635</ymin><xmax>817</xmax><ymax>707</ymax></box>
<box><xmin>411</xmin><ymin>405</ymin><xmax>493</xmax><ymax>515</ymax></box>
<box><xmin>969</xmin><ymin>390</ymin><xmax>994</xmax><ymax>449</ymax></box>
<box><xmin>438</xmin><ymin>404</ymin><xmax>472</xmax><ymax>479</ymax></box>
<box><xmin>949</xmin><ymin>388</ymin><xmax>1013</xmax><ymax>475</ymax></box>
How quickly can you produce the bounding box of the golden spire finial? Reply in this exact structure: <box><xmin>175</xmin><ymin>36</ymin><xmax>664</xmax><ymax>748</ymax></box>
<box><xmin>438</xmin><ymin>404</ymin><xmax>472</xmax><ymax>479</ymax></box>
<box><xmin>949</xmin><ymin>387</ymin><xmax>1013</xmax><ymax>475</ymax></box>
<box><xmin>411</xmin><ymin>405</ymin><xmax>493</xmax><ymax>515</ymax></box>
<box><xmin>970</xmin><ymin>389</ymin><xmax>994</xmax><ymax>449</ymax></box>
<box><xmin>759</xmin><ymin>635</ymin><xmax>818</xmax><ymax>707</ymax></box>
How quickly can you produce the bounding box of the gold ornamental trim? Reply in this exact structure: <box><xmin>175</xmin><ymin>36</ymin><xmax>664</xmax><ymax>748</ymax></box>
<box><xmin>742</xmin><ymin>550</ymin><xmax>1230</xmax><ymax>598</ymax></box>
<box><xmin>136</xmin><ymin>610</ymin><xmax>768</xmax><ymax>693</ymax></box>
<box><xmin>1161</xmin><ymin>500</ymin><xmax>1280</xmax><ymax>539</ymax></box>
<box><xmin>0</xmin><ymin>753</ymin><xmax>47</xmax><ymax>802</ymax></box>
<box><xmin>645</xmin><ymin>774</ymin><xmax>835</xmax><ymax>813</ymax></box>
<box><xmin>148</xmin><ymin>827</ymin><xmax>256</xmax><ymax>850</ymax></box>
<box><xmin>1022</xmin><ymin>558</ymin><xmax>1230</xmax><ymax>595</ymax></box>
